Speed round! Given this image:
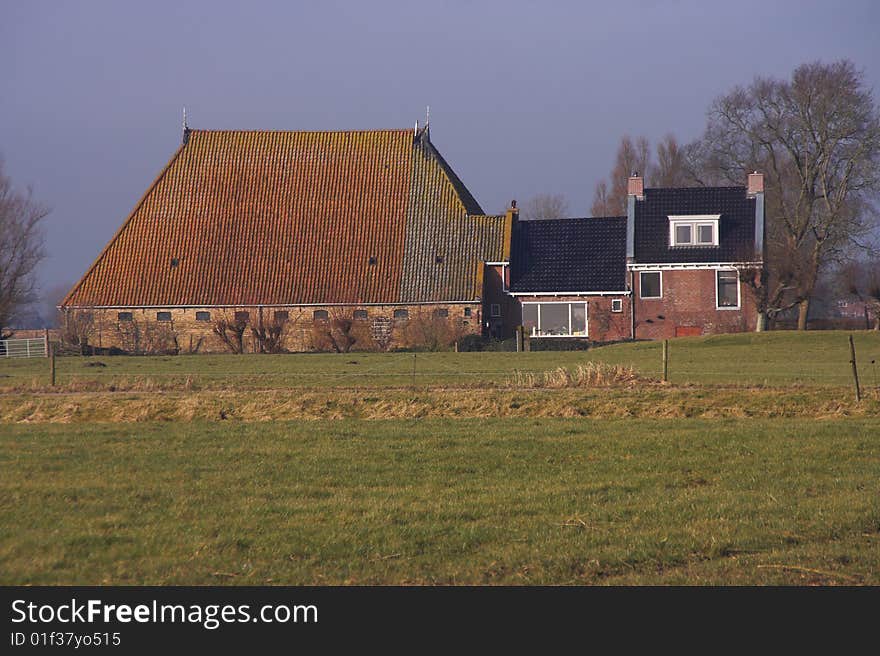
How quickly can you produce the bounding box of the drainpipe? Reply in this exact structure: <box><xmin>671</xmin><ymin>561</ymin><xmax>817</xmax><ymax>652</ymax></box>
<box><xmin>747</xmin><ymin>172</ymin><xmax>766</xmax><ymax>332</ymax></box>
<box><xmin>626</xmin><ymin>174</ymin><xmax>643</xmax><ymax>340</ymax></box>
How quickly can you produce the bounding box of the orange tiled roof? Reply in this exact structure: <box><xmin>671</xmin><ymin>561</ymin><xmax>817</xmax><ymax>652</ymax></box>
<box><xmin>63</xmin><ymin>128</ymin><xmax>505</xmax><ymax>308</ymax></box>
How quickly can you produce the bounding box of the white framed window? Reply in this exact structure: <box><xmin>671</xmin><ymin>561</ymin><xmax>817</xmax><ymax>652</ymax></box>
<box><xmin>490</xmin><ymin>303</ymin><xmax>501</xmax><ymax>317</ymax></box>
<box><xmin>640</xmin><ymin>271</ymin><xmax>662</xmax><ymax>299</ymax></box>
<box><xmin>716</xmin><ymin>269</ymin><xmax>740</xmax><ymax>309</ymax></box>
<box><xmin>521</xmin><ymin>302</ymin><xmax>588</xmax><ymax>337</ymax></box>
<box><xmin>669</xmin><ymin>215</ymin><xmax>720</xmax><ymax>247</ymax></box>
<box><xmin>611</xmin><ymin>298</ymin><xmax>623</xmax><ymax>313</ymax></box>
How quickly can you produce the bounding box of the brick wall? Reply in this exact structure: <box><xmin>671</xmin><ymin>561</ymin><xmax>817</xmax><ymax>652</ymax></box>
<box><xmin>483</xmin><ymin>265</ymin><xmax>519</xmax><ymax>339</ymax></box>
<box><xmin>504</xmin><ymin>295</ymin><xmax>632</xmax><ymax>343</ymax></box>
<box><xmin>631</xmin><ymin>268</ymin><xmax>757</xmax><ymax>340</ymax></box>
<box><xmin>63</xmin><ymin>304</ymin><xmax>483</xmax><ymax>354</ymax></box>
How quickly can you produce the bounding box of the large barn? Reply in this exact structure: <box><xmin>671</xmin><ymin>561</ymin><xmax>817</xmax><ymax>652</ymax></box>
<box><xmin>61</xmin><ymin>125</ymin><xmax>512</xmax><ymax>353</ymax></box>
<box><xmin>62</xmin><ymin>123</ymin><xmax>765</xmax><ymax>353</ymax></box>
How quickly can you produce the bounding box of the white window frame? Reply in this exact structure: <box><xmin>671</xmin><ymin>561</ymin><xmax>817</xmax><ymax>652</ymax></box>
<box><xmin>715</xmin><ymin>268</ymin><xmax>741</xmax><ymax>310</ymax></box>
<box><xmin>610</xmin><ymin>298</ymin><xmax>623</xmax><ymax>313</ymax></box>
<box><xmin>639</xmin><ymin>271</ymin><xmax>663</xmax><ymax>299</ymax></box>
<box><xmin>521</xmin><ymin>301</ymin><xmax>588</xmax><ymax>338</ymax></box>
<box><xmin>669</xmin><ymin>215</ymin><xmax>720</xmax><ymax>247</ymax></box>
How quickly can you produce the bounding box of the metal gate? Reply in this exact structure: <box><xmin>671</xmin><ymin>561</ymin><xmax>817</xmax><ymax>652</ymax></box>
<box><xmin>0</xmin><ymin>337</ymin><xmax>49</xmax><ymax>358</ymax></box>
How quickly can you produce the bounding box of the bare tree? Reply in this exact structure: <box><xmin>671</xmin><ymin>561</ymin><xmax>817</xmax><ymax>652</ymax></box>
<box><xmin>689</xmin><ymin>60</ymin><xmax>880</xmax><ymax>329</ymax></box>
<box><xmin>589</xmin><ymin>180</ymin><xmax>614</xmax><ymax>217</ymax></box>
<box><xmin>650</xmin><ymin>134</ymin><xmax>690</xmax><ymax>188</ymax></box>
<box><xmin>592</xmin><ymin>135</ymin><xmax>652</xmax><ymax>216</ymax></box>
<box><xmin>521</xmin><ymin>193</ymin><xmax>569</xmax><ymax>220</ymax></box>
<box><xmin>0</xmin><ymin>161</ymin><xmax>50</xmax><ymax>338</ymax></box>
<box><xmin>839</xmin><ymin>259</ymin><xmax>880</xmax><ymax>330</ymax></box>
<box><xmin>213</xmin><ymin>314</ymin><xmax>248</xmax><ymax>354</ymax></box>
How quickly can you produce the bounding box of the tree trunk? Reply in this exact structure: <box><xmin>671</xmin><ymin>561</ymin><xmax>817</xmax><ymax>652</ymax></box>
<box><xmin>755</xmin><ymin>312</ymin><xmax>766</xmax><ymax>332</ymax></box>
<box><xmin>797</xmin><ymin>298</ymin><xmax>810</xmax><ymax>330</ymax></box>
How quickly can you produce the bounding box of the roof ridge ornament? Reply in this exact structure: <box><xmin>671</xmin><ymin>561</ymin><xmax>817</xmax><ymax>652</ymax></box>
<box><xmin>182</xmin><ymin>106</ymin><xmax>191</xmax><ymax>145</ymax></box>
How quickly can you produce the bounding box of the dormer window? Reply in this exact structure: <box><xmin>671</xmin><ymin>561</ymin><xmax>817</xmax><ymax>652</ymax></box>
<box><xmin>669</xmin><ymin>215</ymin><xmax>719</xmax><ymax>247</ymax></box>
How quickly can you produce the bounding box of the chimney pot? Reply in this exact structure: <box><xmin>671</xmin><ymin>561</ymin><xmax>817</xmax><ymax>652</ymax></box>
<box><xmin>511</xmin><ymin>199</ymin><xmax>517</xmax><ymax>209</ymax></box>
<box><xmin>748</xmin><ymin>171</ymin><xmax>764</xmax><ymax>195</ymax></box>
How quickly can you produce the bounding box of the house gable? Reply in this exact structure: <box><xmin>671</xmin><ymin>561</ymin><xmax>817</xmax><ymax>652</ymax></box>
<box><xmin>633</xmin><ymin>187</ymin><xmax>758</xmax><ymax>264</ymax></box>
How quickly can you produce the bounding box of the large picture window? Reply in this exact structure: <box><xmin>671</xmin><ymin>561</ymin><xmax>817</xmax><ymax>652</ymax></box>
<box><xmin>521</xmin><ymin>302</ymin><xmax>588</xmax><ymax>337</ymax></box>
<box><xmin>716</xmin><ymin>270</ymin><xmax>739</xmax><ymax>308</ymax></box>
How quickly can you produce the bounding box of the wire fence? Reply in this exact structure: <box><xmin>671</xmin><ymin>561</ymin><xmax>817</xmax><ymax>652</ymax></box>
<box><xmin>0</xmin><ymin>336</ymin><xmax>878</xmax><ymax>392</ymax></box>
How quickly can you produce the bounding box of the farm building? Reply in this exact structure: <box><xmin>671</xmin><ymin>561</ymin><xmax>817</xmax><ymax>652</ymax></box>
<box><xmin>61</xmin><ymin>123</ymin><xmax>765</xmax><ymax>353</ymax></box>
<box><xmin>61</xmin><ymin>125</ymin><xmax>511</xmax><ymax>353</ymax></box>
<box><xmin>498</xmin><ymin>173</ymin><xmax>765</xmax><ymax>341</ymax></box>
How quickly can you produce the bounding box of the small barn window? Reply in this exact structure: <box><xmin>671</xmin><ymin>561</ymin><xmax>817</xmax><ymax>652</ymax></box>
<box><xmin>433</xmin><ymin>308</ymin><xmax>448</xmax><ymax>318</ymax></box>
<box><xmin>156</xmin><ymin>311</ymin><xmax>172</xmax><ymax>322</ymax></box>
<box><xmin>117</xmin><ymin>311</ymin><xmax>133</xmax><ymax>322</ymax></box>
<box><xmin>274</xmin><ymin>310</ymin><xmax>289</xmax><ymax>322</ymax></box>
<box><xmin>490</xmin><ymin>304</ymin><xmax>501</xmax><ymax>317</ymax></box>
<box><xmin>234</xmin><ymin>311</ymin><xmax>250</xmax><ymax>323</ymax></box>
<box><xmin>393</xmin><ymin>309</ymin><xmax>409</xmax><ymax>320</ymax></box>
<box><xmin>611</xmin><ymin>299</ymin><xmax>623</xmax><ymax>313</ymax></box>
<box><xmin>353</xmin><ymin>310</ymin><xmax>368</xmax><ymax>320</ymax></box>
<box><xmin>195</xmin><ymin>311</ymin><xmax>211</xmax><ymax>322</ymax></box>
<box><xmin>463</xmin><ymin>307</ymin><xmax>472</xmax><ymax>317</ymax></box>
<box><xmin>170</xmin><ymin>258</ymin><xmax>179</xmax><ymax>268</ymax></box>
<box><xmin>313</xmin><ymin>310</ymin><xmax>329</xmax><ymax>321</ymax></box>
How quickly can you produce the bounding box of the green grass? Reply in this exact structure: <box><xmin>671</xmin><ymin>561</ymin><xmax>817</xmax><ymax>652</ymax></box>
<box><xmin>2</xmin><ymin>331</ymin><xmax>878</xmax><ymax>585</ymax></box>
<box><xmin>1</xmin><ymin>330</ymin><xmax>879</xmax><ymax>389</ymax></box>
<box><xmin>1</xmin><ymin>418</ymin><xmax>878</xmax><ymax>585</ymax></box>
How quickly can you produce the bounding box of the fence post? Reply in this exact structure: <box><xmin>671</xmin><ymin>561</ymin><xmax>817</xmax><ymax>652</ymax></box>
<box><xmin>50</xmin><ymin>342</ymin><xmax>56</xmax><ymax>387</ymax></box>
<box><xmin>44</xmin><ymin>328</ymin><xmax>49</xmax><ymax>358</ymax></box>
<box><xmin>515</xmin><ymin>325</ymin><xmax>523</xmax><ymax>353</ymax></box>
<box><xmin>411</xmin><ymin>353</ymin><xmax>417</xmax><ymax>389</ymax></box>
<box><xmin>849</xmin><ymin>334</ymin><xmax>861</xmax><ymax>402</ymax></box>
<box><xmin>662</xmin><ymin>339</ymin><xmax>669</xmax><ymax>383</ymax></box>
<box><xmin>524</xmin><ymin>332</ymin><xmax>531</xmax><ymax>352</ymax></box>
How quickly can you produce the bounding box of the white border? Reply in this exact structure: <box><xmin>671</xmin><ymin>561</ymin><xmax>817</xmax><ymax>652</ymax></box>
<box><xmin>668</xmin><ymin>215</ymin><xmax>720</xmax><ymax>247</ymax></box>
<box><xmin>521</xmin><ymin>301</ymin><xmax>589</xmax><ymax>338</ymax></box>
<box><xmin>715</xmin><ymin>268</ymin><xmax>741</xmax><ymax>310</ymax></box>
<box><xmin>627</xmin><ymin>261</ymin><xmax>761</xmax><ymax>271</ymax></box>
<box><xmin>508</xmin><ymin>290</ymin><xmax>630</xmax><ymax>297</ymax></box>
<box><xmin>639</xmin><ymin>271</ymin><xmax>662</xmax><ymax>299</ymax></box>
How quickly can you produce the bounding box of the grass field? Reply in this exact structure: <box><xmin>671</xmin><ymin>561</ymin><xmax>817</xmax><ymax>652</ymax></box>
<box><xmin>1</xmin><ymin>419</ymin><xmax>878</xmax><ymax>585</ymax></box>
<box><xmin>2</xmin><ymin>330</ymin><xmax>879</xmax><ymax>390</ymax></box>
<box><xmin>1</xmin><ymin>331</ymin><xmax>879</xmax><ymax>585</ymax></box>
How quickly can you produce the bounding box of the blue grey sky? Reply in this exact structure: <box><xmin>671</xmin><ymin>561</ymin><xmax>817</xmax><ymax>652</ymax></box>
<box><xmin>2</xmin><ymin>0</ymin><xmax>878</xmax><ymax>300</ymax></box>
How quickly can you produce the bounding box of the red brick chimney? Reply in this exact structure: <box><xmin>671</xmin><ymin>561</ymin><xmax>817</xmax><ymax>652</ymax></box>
<box><xmin>747</xmin><ymin>171</ymin><xmax>764</xmax><ymax>195</ymax></box>
<box><xmin>627</xmin><ymin>173</ymin><xmax>644</xmax><ymax>198</ymax></box>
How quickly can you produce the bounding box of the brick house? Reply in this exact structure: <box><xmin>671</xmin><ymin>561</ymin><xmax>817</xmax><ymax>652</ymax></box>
<box><xmin>486</xmin><ymin>172</ymin><xmax>766</xmax><ymax>341</ymax></box>
<box><xmin>61</xmin><ymin>125</ymin><xmax>507</xmax><ymax>353</ymax></box>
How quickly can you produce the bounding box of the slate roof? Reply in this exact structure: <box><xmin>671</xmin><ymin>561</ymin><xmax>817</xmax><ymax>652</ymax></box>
<box><xmin>63</xmin><ymin>128</ymin><xmax>505</xmax><ymax>307</ymax></box>
<box><xmin>634</xmin><ymin>186</ymin><xmax>757</xmax><ymax>263</ymax></box>
<box><xmin>509</xmin><ymin>216</ymin><xmax>627</xmax><ymax>292</ymax></box>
